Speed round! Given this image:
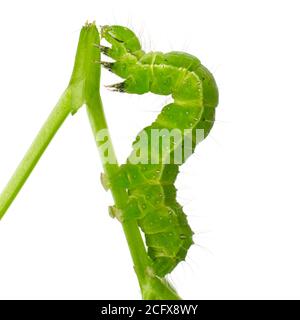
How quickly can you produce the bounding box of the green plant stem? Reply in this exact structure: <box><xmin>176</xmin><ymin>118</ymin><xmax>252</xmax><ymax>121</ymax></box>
<box><xmin>0</xmin><ymin>89</ymin><xmax>72</xmax><ymax>219</ymax></box>
<box><xmin>86</xmin><ymin>92</ymin><xmax>180</xmax><ymax>300</ymax></box>
<box><xmin>85</xmin><ymin>94</ymin><xmax>149</xmax><ymax>286</ymax></box>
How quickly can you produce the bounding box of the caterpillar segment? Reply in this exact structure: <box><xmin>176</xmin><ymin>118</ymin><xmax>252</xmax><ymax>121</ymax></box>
<box><xmin>100</xmin><ymin>25</ymin><xmax>218</xmax><ymax>276</ymax></box>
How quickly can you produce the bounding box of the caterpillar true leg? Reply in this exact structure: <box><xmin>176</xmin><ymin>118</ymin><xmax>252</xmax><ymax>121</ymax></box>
<box><xmin>105</xmin><ymin>82</ymin><xmax>126</xmax><ymax>92</ymax></box>
<box><xmin>100</xmin><ymin>61</ymin><xmax>114</xmax><ymax>71</ymax></box>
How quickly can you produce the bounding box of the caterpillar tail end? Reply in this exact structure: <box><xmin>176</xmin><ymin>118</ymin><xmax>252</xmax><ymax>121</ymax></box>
<box><xmin>141</xmin><ymin>274</ymin><xmax>181</xmax><ymax>300</ymax></box>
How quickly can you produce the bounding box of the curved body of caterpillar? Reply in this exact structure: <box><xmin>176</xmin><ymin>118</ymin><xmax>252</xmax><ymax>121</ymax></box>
<box><xmin>101</xmin><ymin>25</ymin><xmax>219</xmax><ymax>276</ymax></box>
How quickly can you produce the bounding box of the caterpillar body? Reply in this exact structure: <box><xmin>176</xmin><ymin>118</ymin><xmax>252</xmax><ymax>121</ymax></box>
<box><xmin>101</xmin><ymin>26</ymin><xmax>218</xmax><ymax>276</ymax></box>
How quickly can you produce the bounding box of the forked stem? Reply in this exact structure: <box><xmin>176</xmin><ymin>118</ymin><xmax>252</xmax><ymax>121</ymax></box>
<box><xmin>0</xmin><ymin>22</ymin><xmax>180</xmax><ymax>299</ymax></box>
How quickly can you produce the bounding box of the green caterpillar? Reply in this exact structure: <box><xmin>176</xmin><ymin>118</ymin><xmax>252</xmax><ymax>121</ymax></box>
<box><xmin>100</xmin><ymin>25</ymin><xmax>219</xmax><ymax>277</ymax></box>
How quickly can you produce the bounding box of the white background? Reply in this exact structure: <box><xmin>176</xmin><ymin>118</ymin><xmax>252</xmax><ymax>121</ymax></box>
<box><xmin>0</xmin><ymin>0</ymin><xmax>299</xmax><ymax>300</ymax></box>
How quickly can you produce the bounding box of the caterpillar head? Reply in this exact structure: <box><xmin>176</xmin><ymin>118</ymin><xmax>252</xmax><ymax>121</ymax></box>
<box><xmin>101</xmin><ymin>25</ymin><xmax>144</xmax><ymax>59</ymax></box>
<box><xmin>101</xmin><ymin>25</ymin><xmax>145</xmax><ymax>80</ymax></box>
